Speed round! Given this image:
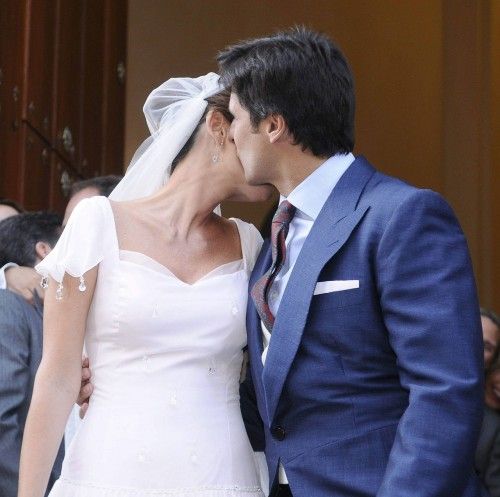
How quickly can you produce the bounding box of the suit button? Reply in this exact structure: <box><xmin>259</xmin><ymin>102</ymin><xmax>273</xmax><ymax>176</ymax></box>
<box><xmin>271</xmin><ymin>425</ymin><xmax>286</xmax><ymax>441</ymax></box>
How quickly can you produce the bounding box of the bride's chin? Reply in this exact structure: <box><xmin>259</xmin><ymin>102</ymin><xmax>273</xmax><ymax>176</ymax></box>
<box><xmin>226</xmin><ymin>184</ymin><xmax>274</xmax><ymax>203</ymax></box>
<box><xmin>251</xmin><ymin>185</ymin><xmax>275</xmax><ymax>202</ymax></box>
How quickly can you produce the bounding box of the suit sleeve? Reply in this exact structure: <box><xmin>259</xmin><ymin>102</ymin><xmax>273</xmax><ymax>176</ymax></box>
<box><xmin>375</xmin><ymin>189</ymin><xmax>484</xmax><ymax>497</ymax></box>
<box><xmin>240</xmin><ymin>360</ymin><xmax>266</xmax><ymax>452</ymax></box>
<box><xmin>0</xmin><ymin>290</ymin><xmax>32</xmax><ymax>496</ymax></box>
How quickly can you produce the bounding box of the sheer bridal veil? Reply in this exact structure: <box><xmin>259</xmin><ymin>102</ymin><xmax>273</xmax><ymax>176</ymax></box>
<box><xmin>109</xmin><ymin>72</ymin><xmax>223</xmax><ymax>206</ymax></box>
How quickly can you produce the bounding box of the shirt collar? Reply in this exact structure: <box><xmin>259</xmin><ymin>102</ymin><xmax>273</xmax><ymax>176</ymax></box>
<box><xmin>282</xmin><ymin>153</ymin><xmax>355</xmax><ymax>221</ymax></box>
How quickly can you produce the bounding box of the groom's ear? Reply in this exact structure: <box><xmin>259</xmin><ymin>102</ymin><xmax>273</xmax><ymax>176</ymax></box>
<box><xmin>264</xmin><ymin>114</ymin><xmax>288</xmax><ymax>144</ymax></box>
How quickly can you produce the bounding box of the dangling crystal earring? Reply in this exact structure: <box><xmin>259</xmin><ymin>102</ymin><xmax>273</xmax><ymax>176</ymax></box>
<box><xmin>56</xmin><ymin>282</ymin><xmax>64</xmax><ymax>301</ymax></box>
<box><xmin>211</xmin><ymin>138</ymin><xmax>223</xmax><ymax>164</ymax></box>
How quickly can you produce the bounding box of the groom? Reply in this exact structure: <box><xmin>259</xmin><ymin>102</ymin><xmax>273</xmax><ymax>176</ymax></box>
<box><xmin>219</xmin><ymin>28</ymin><xmax>485</xmax><ymax>497</ymax></box>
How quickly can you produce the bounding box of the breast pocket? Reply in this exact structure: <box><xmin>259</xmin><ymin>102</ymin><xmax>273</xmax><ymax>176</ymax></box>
<box><xmin>310</xmin><ymin>280</ymin><xmax>364</xmax><ymax>310</ymax></box>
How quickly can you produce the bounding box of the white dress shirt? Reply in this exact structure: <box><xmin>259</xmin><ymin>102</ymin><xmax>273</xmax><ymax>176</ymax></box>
<box><xmin>260</xmin><ymin>152</ymin><xmax>355</xmax><ymax>484</ymax></box>
<box><xmin>0</xmin><ymin>262</ymin><xmax>18</xmax><ymax>290</ymax></box>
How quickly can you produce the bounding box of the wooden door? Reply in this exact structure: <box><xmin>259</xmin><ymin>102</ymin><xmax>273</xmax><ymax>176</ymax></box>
<box><xmin>21</xmin><ymin>124</ymin><xmax>52</xmax><ymax>211</ymax></box>
<box><xmin>101</xmin><ymin>0</ymin><xmax>127</xmax><ymax>175</ymax></box>
<box><xmin>0</xmin><ymin>0</ymin><xmax>127</xmax><ymax>213</ymax></box>
<box><xmin>50</xmin><ymin>153</ymin><xmax>78</xmax><ymax>214</ymax></box>
<box><xmin>79</xmin><ymin>0</ymin><xmax>105</xmax><ymax>178</ymax></box>
<box><xmin>0</xmin><ymin>0</ymin><xmax>27</xmax><ymax>201</ymax></box>
<box><xmin>23</xmin><ymin>0</ymin><xmax>56</xmax><ymax>141</ymax></box>
<box><xmin>52</xmin><ymin>0</ymin><xmax>84</xmax><ymax>168</ymax></box>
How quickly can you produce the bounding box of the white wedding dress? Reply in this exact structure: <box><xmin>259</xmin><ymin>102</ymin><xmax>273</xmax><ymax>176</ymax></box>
<box><xmin>37</xmin><ymin>196</ymin><xmax>266</xmax><ymax>497</ymax></box>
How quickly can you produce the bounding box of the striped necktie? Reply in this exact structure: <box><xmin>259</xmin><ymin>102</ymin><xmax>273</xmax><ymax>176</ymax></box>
<box><xmin>251</xmin><ymin>200</ymin><xmax>296</xmax><ymax>332</ymax></box>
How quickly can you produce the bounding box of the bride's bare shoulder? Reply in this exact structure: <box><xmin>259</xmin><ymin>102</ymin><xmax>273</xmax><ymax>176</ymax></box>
<box><xmin>107</xmin><ymin>198</ymin><xmax>147</xmax><ymax>224</ymax></box>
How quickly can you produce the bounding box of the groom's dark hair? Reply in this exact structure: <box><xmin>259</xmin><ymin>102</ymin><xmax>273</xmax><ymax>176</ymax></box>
<box><xmin>217</xmin><ymin>26</ymin><xmax>355</xmax><ymax>158</ymax></box>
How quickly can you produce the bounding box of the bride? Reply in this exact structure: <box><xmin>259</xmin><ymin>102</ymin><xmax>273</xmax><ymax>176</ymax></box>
<box><xmin>18</xmin><ymin>73</ymin><xmax>272</xmax><ymax>497</ymax></box>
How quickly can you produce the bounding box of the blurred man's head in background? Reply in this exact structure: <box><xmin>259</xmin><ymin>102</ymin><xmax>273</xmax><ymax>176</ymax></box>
<box><xmin>63</xmin><ymin>175</ymin><xmax>122</xmax><ymax>225</ymax></box>
<box><xmin>0</xmin><ymin>198</ymin><xmax>24</xmax><ymax>222</ymax></box>
<box><xmin>482</xmin><ymin>308</ymin><xmax>500</xmax><ymax>370</ymax></box>
<box><xmin>0</xmin><ymin>212</ymin><xmax>62</xmax><ymax>268</ymax></box>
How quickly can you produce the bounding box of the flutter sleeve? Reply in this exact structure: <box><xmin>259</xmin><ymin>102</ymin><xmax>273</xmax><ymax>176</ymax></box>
<box><xmin>230</xmin><ymin>219</ymin><xmax>264</xmax><ymax>275</ymax></box>
<box><xmin>245</xmin><ymin>223</ymin><xmax>264</xmax><ymax>272</ymax></box>
<box><xmin>35</xmin><ymin>196</ymin><xmax>109</xmax><ymax>298</ymax></box>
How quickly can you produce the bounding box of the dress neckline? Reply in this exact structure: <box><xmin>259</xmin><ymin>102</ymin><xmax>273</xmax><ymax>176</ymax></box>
<box><xmin>103</xmin><ymin>197</ymin><xmax>247</xmax><ymax>286</ymax></box>
<box><xmin>119</xmin><ymin>249</ymin><xmax>244</xmax><ymax>287</ymax></box>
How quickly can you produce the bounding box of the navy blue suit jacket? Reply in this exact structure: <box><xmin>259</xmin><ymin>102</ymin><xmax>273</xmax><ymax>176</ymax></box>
<box><xmin>242</xmin><ymin>157</ymin><xmax>485</xmax><ymax>497</ymax></box>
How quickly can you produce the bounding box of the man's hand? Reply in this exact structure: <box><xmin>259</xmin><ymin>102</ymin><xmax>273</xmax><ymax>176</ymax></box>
<box><xmin>5</xmin><ymin>266</ymin><xmax>40</xmax><ymax>304</ymax></box>
<box><xmin>77</xmin><ymin>357</ymin><xmax>93</xmax><ymax>419</ymax></box>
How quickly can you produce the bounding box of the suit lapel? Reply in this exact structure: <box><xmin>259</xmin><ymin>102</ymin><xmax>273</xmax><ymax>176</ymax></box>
<box><xmin>262</xmin><ymin>156</ymin><xmax>376</xmax><ymax>424</ymax></box>
<box><xmin>246</xmin><ymin>238</ymin><xmax>272</xmax><ymax>420</ymax></box>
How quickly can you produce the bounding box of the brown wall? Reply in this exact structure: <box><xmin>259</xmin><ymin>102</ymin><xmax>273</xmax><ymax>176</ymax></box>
<box><xmin>125</xmin><ymin>0</ymin><xmax>499</xmax><ymax>307</ymax></box>
<box><xmin>490</xmin><ymin>0</ymin><xmax>500</xmax><ymax>308</ymax></box>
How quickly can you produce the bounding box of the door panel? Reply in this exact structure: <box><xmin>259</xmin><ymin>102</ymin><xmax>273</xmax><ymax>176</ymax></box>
<box><xmin>21</xmin><ymin>124</ymin><xmax>51</xmax><ymax>211</ymax></box>
<box><xmin>79</xmin><ymin>0</ymin><xmax>105</xmax><ymax>177</ymax></box>
<box><xmin>24</xmin><ymin>0</ymin><xmax>56</xmax><ymax>141</ymax></box>
<box><xmin>0</xmin><ymin>0</ymin><xmax>27</xmax><ymax>201</ymax></box>
<box><xmin>52</xmin><ymin>0</ymin><xmax>84</xmax><ymax>166</ymax></box>
<box><xmin>101</xmin><ymin>0</ymin><xmax>127</xmax><ymax>174</ymax></box>
<box><xmin>50</xmin><ymin>153</ymin><xmax>79</xmax><ymax>215</ymax></box>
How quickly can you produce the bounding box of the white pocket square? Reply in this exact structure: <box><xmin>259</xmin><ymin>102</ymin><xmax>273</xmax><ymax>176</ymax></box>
<box><xmin>314</xmin><ymin>280</ymin><xmax>359</xmax><ymax>295</ymax></box>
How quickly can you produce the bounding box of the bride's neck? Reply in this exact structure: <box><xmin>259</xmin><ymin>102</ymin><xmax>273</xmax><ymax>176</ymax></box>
<box><xmin>140</xmin><ymin>167</ymin><xmax>228</xmax><ymax>240</ymax></box>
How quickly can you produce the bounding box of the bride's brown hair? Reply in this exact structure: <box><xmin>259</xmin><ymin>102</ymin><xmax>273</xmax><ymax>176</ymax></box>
<box><xmin>170</xmin><ymin>89</ymin><xmax>232</xmax><ymax>172</ymax></box>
